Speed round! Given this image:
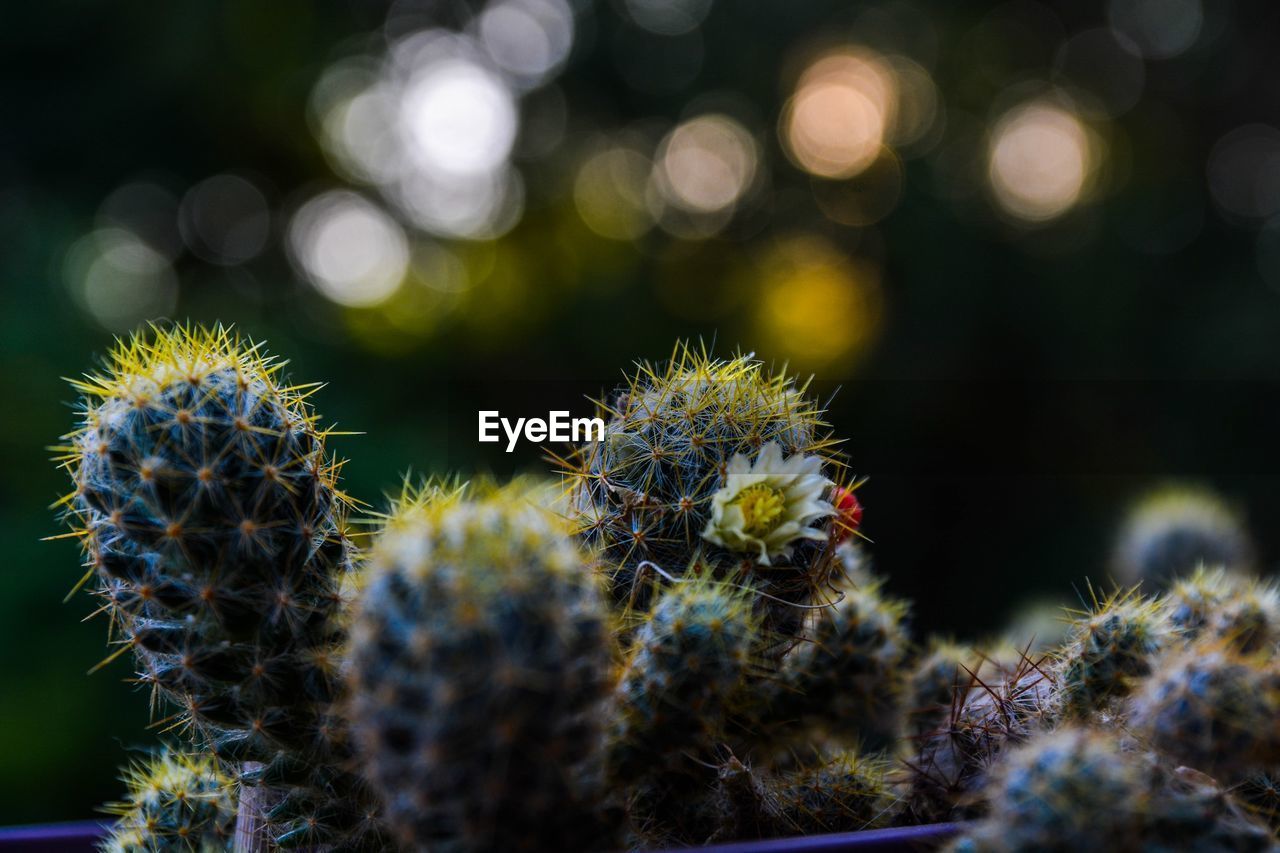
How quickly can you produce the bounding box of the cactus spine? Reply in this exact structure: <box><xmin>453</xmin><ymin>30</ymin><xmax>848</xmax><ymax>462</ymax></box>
<box><xmin>100</xmin><ymin>748</ymin><xmax>236</xmax><ymax>853</ymax></box>
<box><xmin>558</xmin><ymin>342</ymin><xmax>847</xmax><ymax>637</ymax></box>
<box><xmin>346</xmin><ymin>480</ymin><xmax>618</xmax><ymax>852</ymax></box>
<box><xmin>55</xmin><ymin>325</ymin><xmax>384</xmax><ymax>849</ymax></box>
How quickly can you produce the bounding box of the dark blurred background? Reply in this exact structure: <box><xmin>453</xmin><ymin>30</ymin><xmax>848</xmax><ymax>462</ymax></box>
<box><xmin>5</xmin><ymin>0</ymin><xmax>1280</xmax><ymax>825</ymax></box>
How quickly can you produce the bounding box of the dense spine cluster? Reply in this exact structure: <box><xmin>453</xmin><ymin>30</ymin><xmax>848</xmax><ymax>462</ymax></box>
<box><xmin>55</xmin><ymin>325</ymin><xmax>383</xmax><ymax>849</ymax></box>
<box><xmin>1129</xmin><ymin>643</ymin><xmax>1280</xmax><ymax>781</ymax></box>
<box><xmin>345</xmin><ymin>480</ymin><xmax>618</xmax><ymax>853</ymax></box>
<box><xmin>100</xmin><ymin>748</ymin><xmax>237</xmax><ymax>853</ymax></box>
<box><xmin>1053</xmin><ymin>589</ymin><xmax>1169</xmax><ymax>718</ymax></box>
<box><xmin>763</xmin><ymin>566</ymin><xmax>910</xmax><ymax>749</ymax></box>
<box><xmin>558</xmin><ymin>342</ymin><xmax>848</xmax><ymax>636</ymax></box>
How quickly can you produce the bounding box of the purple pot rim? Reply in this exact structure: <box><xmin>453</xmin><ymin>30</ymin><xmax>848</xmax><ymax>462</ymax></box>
<box><xmin>0</xmin><ymin>819</ymin><xmax>964</xmax><ymax>850</ymax></box>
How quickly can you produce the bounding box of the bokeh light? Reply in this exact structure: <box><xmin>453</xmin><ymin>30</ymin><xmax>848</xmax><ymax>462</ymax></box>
<box><xmin>1054</xmin><ymin>28</ymin><xmax>1145</xmax><ymax>119</ymax></box>
<box><xmin>1108</xmin><ymin>0</ymin><xmax>1203</xmax><ymax>60</ymax></box>
<box><xmin>178</xmin><ymin>174</ymin><xmax>271</xmax><ymax>266</ymax></box>
<box><xmin>653</xmin><ymin>114</ymin><xmax>759</xmax><ymax>217</ymax></box>
<box><xmin>575</xmin><ymin>145</ymin><xmax>654</xmax><ymax>240</ymax></box>
<box><xmin>288</xmin><ymin>190</ymin><xmax>409</xmax><ymax>307</ymax></box>
<box><xmin>1206</xmin><ymin>124</ymin><xmax>1280</xmax><ymax>222</ymax></box>
<box><xmin>400</xmin><ymin>56</ymin><xmax>518</xmax><ymax>178</ymax></box>
<box><xmin>987</xmin><ymin>99</ymin><xmax>1097</xmax><ymax>223</ymax></box>
<box><xmin>62</xmin><ymin>229</ymin><xmax>178</xmax><ymax>332</ymax></box>
<box><xmin>477</xmin><ymin>0</ymin><xmax>575</xmax><ymax>89</ymax></box>
<box><xmin>750</xmin><ymin>235</ymin><xmax>881</xmax><ymax>369</ymax></box>
<box><xmin>623</xmin><ymin>0</ymin><xmax>713</xmax><ymax>36</ymax></box>
<box><xmin>782</xmin><ymin>48</ymin><xmax>895</xmax><ymax>180</ymax></box>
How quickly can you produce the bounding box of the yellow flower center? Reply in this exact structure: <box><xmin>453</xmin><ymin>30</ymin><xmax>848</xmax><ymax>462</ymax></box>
<box><xmin>732</xmin><ymin>483</ymin><xmax>787</xmax><ymax>538</ymax></box>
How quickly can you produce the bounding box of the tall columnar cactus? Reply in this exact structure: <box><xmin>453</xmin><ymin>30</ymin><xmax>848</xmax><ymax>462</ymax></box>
<box><xmin>558</xmin><ymin>342</ymin><xmax>850</xmax><ymax>637</ymax></box>
<box><xmin>100</xmin><ymin>748</ymin><xmax>237</xmax><ymax>853</ymax></box>
<box><xmin>345</xmin><ymin>480</ymin><xmax>619</xmax><ymax>853</ymax></box>
<box><xmin>1129</xmin><ymin>643</ymin><xmax>1280</xmax><ymax>781</ymax></box>
<box><xmin>54</xmin><ymin>325</ymin><xmax>384</xmax><ymax>849</ymax></box>
<box><xmin>1112</xmin><ymin>485</ymin><xmax>1254</xmax><ymax>586</ymax></box>
<box><xmin>1053</xmin><ymin>588</ymin><xmax>1170</xmax><ymax>719</ymax></box>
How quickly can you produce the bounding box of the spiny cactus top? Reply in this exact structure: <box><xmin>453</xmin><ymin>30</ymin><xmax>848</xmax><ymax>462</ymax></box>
<box><xmin>1053</xmin><ymin>587</ymin><xmax>1169</xmax><ymax>718</ymax></box>
<box><xmin>55</xmin><ymin>325</ymin><xmax>385</xmax><ymax>849</ymax></box>
<box><xmin>558</xmin><ymin>342</ymin><xmax>850</xmax><ymax>634</ymax></box>
<box><xmin>100</xmin><ymin>748</ymin><xmax>236</xmax><ymax>853</ymax></box>
<box><xmin>1129</xmin><ymin>642</ymin><xmax>1280</xmax><ymax>781</ymax></box>
<box><xmin>347</xmin><ymin>479</ymin><xmax>618</xmax><ymax>853</ymax></box>
<box><xmin>1112</xmin><ymin>484</ymin><xmax>1254</xmax><ymax>586</ymax></box>
<box><xmin>609</xmin><ymin>576</ymin><xmax>761</xmax><ymax>786</ymax></box>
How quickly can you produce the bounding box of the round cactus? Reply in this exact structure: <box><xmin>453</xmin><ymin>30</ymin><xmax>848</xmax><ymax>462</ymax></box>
<box><xmin>55</xmin><ymin>325</ymin><xmax>383</xmax><ymax>848</ymax></box>
<box><xmin>711</xmin><ymin>750</ymin><xmax>898</xmax><ymax>841</ymax></box>
<box><xmin>1163</xmin><ymin>566</ymin><xmax>1246</xmax><ymax>643</ymax></box>
<box><xmin>558</xmin><ymin>342</ymin><xmax>847</xmax><ymax>636</ymax></box>
<box><xmin>1129</xmin><ymin>643</ymin><xmax>1280</xmax><ymax>781</ymax></box>
<box><xmin>905</xmin><ymin>640</ymin><xmax>982</xmax><ymax>735</ymax></box>
<box><xmin>1112</xmin><ymin>485</ymin><xmax>1254</xmax><ymax>586</ymax></box>
<box><xmin>609</xmin><ymin>575</ymin><xmax>761</xmax><ymax>783</ymax></box>
<box><xmin>346</xmin><ymin>479</ymin><xmax>618</xmax><ymax>853</ymax></box>
<box><xmin>763</xmin><ymin>563</ymin><xmax>910</xmax><ymax>750</ymax></box>
<box><xmin>100</xmin><ymin>748</ymin><xmax>236</xmax><ymax>853</ymax></box>
<box><xmin>973</xmin><ymin>728</ymin><xmax>1152</xmax><ymax>851</ymax></box>
<box><xmin>1054</xmin><ymin>589</ymin><xmax>1170</xmax><ymax>718</ymax></box>
<box><xmin>903</xmin><ymin>653</ymin><xmax>1055</xmax><ymax>824</ymax></box>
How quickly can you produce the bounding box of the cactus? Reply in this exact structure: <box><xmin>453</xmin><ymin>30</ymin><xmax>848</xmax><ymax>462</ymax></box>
<box><xmin>345</xmin><ymin>479</ymin><xmax>619</xmax><ymax>853</ymax></box>
<box><xmin>1163</xmin><ymin>566</ymin><xmax>1246</xmax><ymax>643</ymax></box>
<box><xmin>1129</xmin><ymin>643</ymin><xmax>1280</xmax><ymax>782</ymax></box>
<box><xmin>1112</xmin><ymin>485</ymin><xmax>1254</xmax><ymax>586</ymax></box>
<box><xmin>902</xmin><ymin>652</ymin><xmax>1054</xmax><ymax>824</ymax></box>
<box><xmin>760</xmin><ymin>560</ymin><xmax>910</xmax><ymax>750</ymax></box>
<box><xmin>711</xmin><ymin>750</ymin><xmax>899</xmax><ymax>841</ymax></box>
<box><xmin>905</xmin><ymin>640</ymin><xmax>982</xmax><ymax>736</ymax></box>
<box><xmin>100</xmin><ymin>748</ymin><xmax>236</xmax><ymax>852</ymax></box>
<box><xmin>608</xmin><ymin>575</ymin><xmax>762</xmax><ymax>846</ymax></box>
<box><xmin>945</xmin><ymin>728</ymin><xmax>1274</xmax><ymax>852</ymax></box>
<box><xmin>53</xmin><ymin>325</ymin><xmax>384</xmax><ymax>848</ymax></box>
<box><xmin>557</xmin><ymin>342</ymin><xmax>848</xmax><ymax>637</ymax></box>
<box><xmin>1236</xmin><ymin>772</ymin><xmax>1280</xmax><ymax>834</ymax></box>
<box><xmin>1054</xmin><ymin>588</ymin><xmax>1170</xmax><ymax>719</ymax></box>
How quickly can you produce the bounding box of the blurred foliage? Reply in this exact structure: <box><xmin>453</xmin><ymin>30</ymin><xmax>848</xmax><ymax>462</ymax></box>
<box><xmin>4</xmin><ymin>0</ymin><xmax>1280</xmax><ymax>825</ymax></box>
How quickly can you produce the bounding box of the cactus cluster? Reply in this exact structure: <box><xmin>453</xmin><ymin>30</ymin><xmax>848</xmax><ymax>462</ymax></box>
<box><xmin>49</xmin><ymin>329</ymin><xmax>1280</xmax><ymax>851</ymax></box>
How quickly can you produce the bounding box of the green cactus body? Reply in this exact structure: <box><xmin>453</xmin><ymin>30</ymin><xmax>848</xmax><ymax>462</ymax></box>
<box><xmin>1129</xmin><ymin>644</ymin><xmax>1280</xmax><ymax>782</ymax></box>
<box><xmin>1054</xmin><ymin>589</ymin><xmax>1170</xmax><ymax>718</ymax></box>
<box><xmin>56</xmin><ymin>325</ymin><xmax>384</xmax><ymax>849</ymax></box>
<box><xmin>1112</xmin><ymin>485</ymin><xmax>1254</xmax><ymax>586</ymax></box>
<box><xmin>346</xmin><ymin>480</ymin><xmax>618</xmax><ymax>853</ymax></box>
<box><xmin>559</xmin><ymin>343</ymin><xmax>847</xmax><ymax>636</ymax></box>
<box><xmin>764</xmin><ymin>565</ymin><xmax>910</xmax><ymax>749</ymax></box>
<box><xmin>100</xmin><ymin>748</ymin><xmax>236</xmax><ymax>852</ymax></box>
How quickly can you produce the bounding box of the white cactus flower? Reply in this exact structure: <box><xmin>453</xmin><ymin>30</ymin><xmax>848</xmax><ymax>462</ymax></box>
<box><xmin>702</xmin><ymin>441</ymin><xmax>834</xmax><ymax>565</ymax></box>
